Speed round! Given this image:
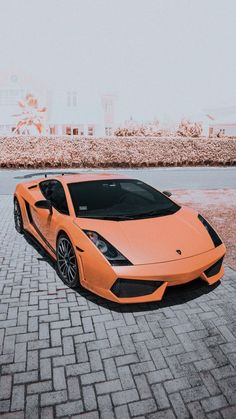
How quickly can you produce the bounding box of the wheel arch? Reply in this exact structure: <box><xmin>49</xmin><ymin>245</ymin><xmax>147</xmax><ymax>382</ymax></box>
<box><xmin>56</xmin><ymin>229</ymin><xmax>69</xmax><ymax>245</ymax></box>
<box><xmin>56</xmin><ymin>228</ymin><xmax>85</xmax><ymax>284</ymax></box>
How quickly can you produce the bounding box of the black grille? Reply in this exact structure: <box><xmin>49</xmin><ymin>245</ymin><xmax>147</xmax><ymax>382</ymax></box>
<box><xmin>24</xmin><ymin>200</ymin><xmax>33</xmax><ymax>223</ymax></box>
<box><xmin>111</xmin><ymin>278</ymin><xmax>163</xmax><ymax>298</ymax></box>
<box><xmin>204</xmin><ymin>257</ymin><xmax>224</xmax><ymax>278</ymax></box>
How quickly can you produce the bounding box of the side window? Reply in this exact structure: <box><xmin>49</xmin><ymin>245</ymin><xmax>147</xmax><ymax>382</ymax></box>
<box><xmin>40</xmin><ymin>180</ymin><xmax>69</xmax><ymax>215</ymax></box>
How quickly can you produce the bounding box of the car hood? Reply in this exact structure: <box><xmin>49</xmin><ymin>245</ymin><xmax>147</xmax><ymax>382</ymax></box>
<box><xmin>74</xmin><ymin>207</ymin><xmax>215</xmax><ymax>265</ymax></box>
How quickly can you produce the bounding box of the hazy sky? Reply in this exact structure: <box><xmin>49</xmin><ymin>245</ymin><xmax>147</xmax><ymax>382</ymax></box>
<box><xmin>1</xmin><ymin>0</ymin><xmax>236</xmax><ymax>123</ymax></box>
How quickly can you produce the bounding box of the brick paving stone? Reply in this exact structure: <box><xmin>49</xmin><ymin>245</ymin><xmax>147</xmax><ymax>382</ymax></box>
<box><xmin>81</xmin><ymin>371</ymin><xmax>106</xmax><ymax>386</ymax></box>
<box><xmin>67</xmin><ymin>376</ymin><xmax>81</xmax><ymax>400</ymax></box>
<box><xmin>53</xmin><ymin>367</ymin><xmax>67</xmax><ymax>390</ymax></box>
<box><xmin>56</xmin><ymin>400</ymin><xmax>84</xmax><ymax>417</ymax></box>
<box><xmin>11</xmin><ymin>384</ymin><xmax>25</xmax><ymax>411</ymax></box>
<box><xmin>148</xmin><ymin>409</ymin><xmax>176</xmax><ymax>419</ymax></box>
<box><xmin>181</xmin><ymin>385</ymin><xmax>210</xmax><ymax>403</ymax></box>
<box><xmin>112</xmin><ymin>389</ymin><xmax>139</xmax><ymax>406</ymax></box>
<box><xmin>0</xmin><ymin>195</ymin><xmax>236</xmax><ymax>417</ymax></box>
<box><xmin>40</xmin><ymin>390</ymin><xmax>68</xmax><ymax>407</ymax></box>
<box><xmin>164</xmin><ymin>377</ymin><xmax>190</xmax><ymax>394</ymax></box>
<box><xmin>25</xmin><ymin>394</ymin><xmax>39</xmax><ymax>419</ymax></box>
<box><xmin>152</xmin><ymin>383</ymin><xmax>170</xmax><ymax>409</ymax></box>
<box><xmin>221</xmin><ymin>406</ymin><xmax>236</xmax><ymax>419</ymax></box>
<box><xmin>28</xmin><ymin>382</ymin><xmax>52</xmax><ymax>399</ymax></box>
<box><xmin>129</xmin><ymin>398</ymin><xmax>157</xmax><ymax>416</ymax></box>
<box><xmin>169</xmin><ymin>392</ymin><xmax>190</xmax><ymax>418</ymax></box>
<box><xmin>97</xmin><ymin>394</ymin><xmax>115</xmax><ymax>419</ymax></box>
<box><xmin>82</xmin><ymin>385</ymin><xmax>97</xmax><ymax>411</ymax></box>
<box><xmin>114</xmin><ymin>404</ymin><xmax>130</xmax><ymax>419</ymax></box>
<box><xmin>135</xmin><ymin>373</ymin><xmax>153</xmax><ymax>399</ymax></box>
<box><xmin>0</xmin><ymin>375</ymin><xmax>12</xmax><ymax>400</ymax></box>
<box><xmin>187</xmin><ymin>400</ymin><xmax>206</xmax><ymax>419</ymax></box>
<box><xmin>201</xmin><ymin>394</ymin><xmax>228</xmax><ymax>412</ymax></box>
<box><xmin>95</xmin><ymin>379</ymin><xmax>122</xmax><ymax>395</ymax></box>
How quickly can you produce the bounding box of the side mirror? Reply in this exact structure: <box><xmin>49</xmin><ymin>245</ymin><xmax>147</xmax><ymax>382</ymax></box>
<box><xmin>35</xmin><ymin>199</ymin><xmax>53</xmax><ymax>214</ymax></box>
<box><xmin>162</xmin><ymin>190</ymin><xmax>172</xmax><ymax>197</ymax></box>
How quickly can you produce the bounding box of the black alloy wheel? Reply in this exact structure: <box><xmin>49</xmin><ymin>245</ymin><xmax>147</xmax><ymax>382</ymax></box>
<box><xmin>57</xmin><ymin>234</ymin><xmax>80</xmax><ymax>288</ymax></box>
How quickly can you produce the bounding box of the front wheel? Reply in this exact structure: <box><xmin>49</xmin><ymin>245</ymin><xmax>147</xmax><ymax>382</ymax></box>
<box><xmin>14</xmin><ymin>198</ymin><xmax>24</xmax><ymax>234</ymax></box>
<box><xmin>56</xmin><ymin>234</ymin><xmax>80</xmax><ymax>288</ymax></box>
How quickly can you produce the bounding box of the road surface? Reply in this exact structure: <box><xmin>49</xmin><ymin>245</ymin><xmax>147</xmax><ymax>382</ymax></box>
<box><xmin>0</xmin><ymin>166</ymin><xmax>235</xmax><ymax>194</ymax></box>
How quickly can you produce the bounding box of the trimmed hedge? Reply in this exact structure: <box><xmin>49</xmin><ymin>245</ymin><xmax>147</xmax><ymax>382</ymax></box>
<box><xmin>0</xmin><ymin>135</ymin><xmax>236</xmax><ymax>168</ymax></box>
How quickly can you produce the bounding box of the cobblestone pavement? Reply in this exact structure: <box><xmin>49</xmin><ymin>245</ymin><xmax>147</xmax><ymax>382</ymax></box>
<box><xmin>0</xmin><ymin>195</ymin><xmax>236</xmax><ymax>419</ymax></box>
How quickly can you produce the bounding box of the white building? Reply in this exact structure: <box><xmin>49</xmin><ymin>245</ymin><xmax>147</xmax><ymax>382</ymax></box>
<box><xmin>47</xmin><ymin>90</ymin><xmax>103</xmax><ymax>137</ymax></box>
<box><xmin>0</xmin><ymin>73</ymin><xmax>115</xmax><ymax>136</ymax></box>
<box><xmin>204</xmin><ymin>106</ymin><xmax>236</xmax><ymax>137</ymax></box>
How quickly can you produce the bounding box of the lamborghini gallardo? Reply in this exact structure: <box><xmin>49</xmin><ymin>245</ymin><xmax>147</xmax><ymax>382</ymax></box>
<box><xmin>14</xmin><ymin>172</ymin><xmax>226</xmax><ymax>303</ymax></box>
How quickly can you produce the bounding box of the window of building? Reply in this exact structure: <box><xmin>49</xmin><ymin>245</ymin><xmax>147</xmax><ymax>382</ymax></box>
<box><xmin>67</xmin><ymin>91</ymin><xmax>78</xmax><ymax>107</ymax></box>
<box><xmin>209</xmin><ymin>127</ymin><xmax>214</xmax><ymax>137</ymax></box>
<box><xmin>66</xmin><ymin>126</ymin><xmax>72</xmax><ymax>135</ymax></box>
<box><xmin>78</xmin><ymin>125</ymin><xmax>84</xmax><ymax>136</ymax></box>
<box><xmin>88</xmin><ymin>125</ymin><xmax>94</xmax><ymax>136</ymax></box>
<box><xmin>105</xmin><ymin>127</ymin><xmax>112</xmax><ymax>136</ymax></box>
<box><xmin>49</xmin><ymin>126</ymin><xmax>56</xmax><ymax>135</ymax></box>
<box><xmin>72</xmin><ymin>92</ymin><xmax>77</xmax><ymax>106</ymax></box>
<box><xmin>73</xmin><ymin>128</ymin><xmax>79</xmax><ymax>135</ymax></box>
<box><xmin>0</xmin><ymin>89</ymin><xmax>25</xmax><ymax>106</ymax></box>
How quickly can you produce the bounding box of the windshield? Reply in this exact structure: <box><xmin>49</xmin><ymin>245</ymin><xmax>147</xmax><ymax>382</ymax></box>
<box><xmin>68</xmin><ymin>179</ymin><xmax>180</xmax><ymax>220</ymax></box>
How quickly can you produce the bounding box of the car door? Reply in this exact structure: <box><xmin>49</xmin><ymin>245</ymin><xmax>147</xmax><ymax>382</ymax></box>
<box><xmin>32</xmin><ymin>179</ymin><xmax>70</xmax><ymax>251</ymax></box>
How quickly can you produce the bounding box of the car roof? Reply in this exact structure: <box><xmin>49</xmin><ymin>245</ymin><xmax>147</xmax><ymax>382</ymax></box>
<box><xmin>38</xmin><ymin>173</ymin><xmax>130</xmax><ymax>185</ymax></box>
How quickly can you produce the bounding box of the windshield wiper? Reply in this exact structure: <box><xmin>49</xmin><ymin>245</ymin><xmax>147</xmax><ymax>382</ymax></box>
<box><xmin>78</xmin><ymin>214</ymin><xmax>135</xmax><ymax>220</ymax></box>
<box><xmin>78</xmin><ymin>206</ymin><xmax>179</xmax><ymax>220</ymax></box>
<box><xmin>130</xmin><ymin>207</ymin><xmax>177</xmax><ymax>218</ymax></box>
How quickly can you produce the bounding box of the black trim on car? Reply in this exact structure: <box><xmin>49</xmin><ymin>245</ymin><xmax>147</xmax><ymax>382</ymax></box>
<box><xmin>111</xmin><ymin>278</ymin><xmax>163</xmax><ymax>298</ymax></box>
<box><xmin>32</xmin><ymin>222</ymin><xmax>56</xmax><ymax>255</ymax></box>
<box><xmin>24</xmin><ymin>200</ymin><xmax>33</xmax><ymax>223</ymax></box>
<box><xmin>198</xmin><ymin>214</ymin><xmax>222</xmax><ymax>247</ymax></box>
<box><xmin>75</xmin><ymin>246</ymin><xmax>84</xmax><ymax>252</ymax></box>
<box><xmin>204</xmin><ymin>257</ymin><xmax>224</xmax><ymax>278</ymax></box>
<box><xmin>24</xmin><ymin>200</ymin><xmax>56</xmax><ymax>255</ymax></box>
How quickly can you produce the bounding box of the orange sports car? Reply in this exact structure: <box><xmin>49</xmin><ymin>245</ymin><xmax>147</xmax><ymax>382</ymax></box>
<box><xmin>14</xmin><ymin>172</ymin><xmax>226</xmax><ymax>303</ymax></box>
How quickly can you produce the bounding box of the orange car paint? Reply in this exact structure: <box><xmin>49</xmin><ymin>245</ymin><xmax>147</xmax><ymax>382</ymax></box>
<box><xmin>14</xmin><ymin>173</ymin><xmax>226</xmax><ymax>304</ymax></box>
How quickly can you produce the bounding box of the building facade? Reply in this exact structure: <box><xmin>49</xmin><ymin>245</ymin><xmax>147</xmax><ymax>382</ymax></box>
<box><xmin>0</xmin><ymin>73</ymin><xmax>115</xmax><ymax>136</ymax></box>
<box><xmin>204</xmin><ymin>106</ymin><xmax>236</xmax><ymax>137</ymax></box>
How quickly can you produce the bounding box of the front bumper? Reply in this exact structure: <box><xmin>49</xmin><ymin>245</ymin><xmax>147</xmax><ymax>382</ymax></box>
<box><xmin>82</xmin><ymin>244</ymin><xmax>226</xmax><ymax>304</ymax></box>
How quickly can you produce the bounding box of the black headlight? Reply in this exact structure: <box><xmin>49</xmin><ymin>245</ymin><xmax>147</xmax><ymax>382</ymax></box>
<box><xmin>83</xmin><ymin>230</ymin><xmax>132</xmax><ymax>266</ymax></box>
<box><xmin>198</xmin><ymin>214</ymin><xmax>222</xmax><ymax>247</ymax></box>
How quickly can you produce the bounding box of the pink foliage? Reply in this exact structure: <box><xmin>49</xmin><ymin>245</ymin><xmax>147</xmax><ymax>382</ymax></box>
<box><xmin>177</xmin><ymin>119</ymin><xmax>203</xmax><ymax>137</ymax></box>
<box><xmin>0</xmin><ymin>135</ymin><xmax>236</xmax><ymax>168</ymax></box>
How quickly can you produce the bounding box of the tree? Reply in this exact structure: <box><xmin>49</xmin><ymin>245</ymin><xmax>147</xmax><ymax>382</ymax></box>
<box><xmin>177</xmin><ymin>119</ymin><xmax>203</xmax><ymax>137</ymax></box>
<box><xmin>12</xmin><ymin>93</ymin><xmax>47</xmax><ymax>134</ymax></box>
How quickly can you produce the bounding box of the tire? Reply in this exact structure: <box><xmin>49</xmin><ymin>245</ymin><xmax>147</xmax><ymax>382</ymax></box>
<box><xmin>56</xmin><ymin>234</ymin><xmax>80</xmax><ymax>288</ymax></box>
<box><xmin>14</xmin><ymin>197</ymin><xmax>24</xmax><ymax>234</ymax></box>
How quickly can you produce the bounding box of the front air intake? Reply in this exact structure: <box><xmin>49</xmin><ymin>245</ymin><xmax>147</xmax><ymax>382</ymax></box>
<box><xmin>204</xmin><ymin>257</ymin><xmax>224</xmax><ymax>278</ymax></box>
<box><xmin>111</xmin><ymin>278</ymin><xmax>163</xmax><ymax>298</ymax></box>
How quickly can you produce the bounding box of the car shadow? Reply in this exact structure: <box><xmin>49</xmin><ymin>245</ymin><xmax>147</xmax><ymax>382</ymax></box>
<box><xmin>24</xmin><ymin>231</ymin><xmax>221</xmax><ymax>313</ymax></box>
<box><xmin>24</xmin><ymin>232</ymin><xmax>56</xmax><ymax>268</ymax></box>
<box><xmin>76</xmin><ymin>278</ymin><xmax>220</xmax><ymax>313</ymax></box>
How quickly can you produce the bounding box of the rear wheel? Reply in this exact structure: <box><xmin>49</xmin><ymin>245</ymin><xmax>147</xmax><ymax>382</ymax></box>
<box><xmin>14</xmin><ymin>198</ymin><xmax>24</xmax><ymax>234</ymax></box>
<box><xmin>56</xmin><ymin>234</ymin><xmax>80</xmax><ymax>288</ymax></box>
